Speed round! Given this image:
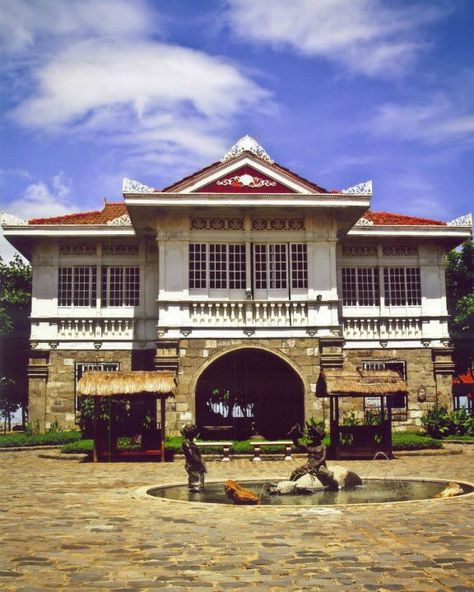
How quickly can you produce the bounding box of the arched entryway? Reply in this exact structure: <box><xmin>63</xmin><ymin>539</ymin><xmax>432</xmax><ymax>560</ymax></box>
<box><xmin>195</xmin><ymin>348</ymin><xmax>304</xmax><ymax>440</ymax></box>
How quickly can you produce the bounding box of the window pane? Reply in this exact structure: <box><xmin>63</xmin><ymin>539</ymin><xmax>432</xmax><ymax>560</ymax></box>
<box><xmin>189</xmin><ymin>244</ymin><xmax>207</xmax><ymax>289</ymax></box>
<box><xmin>406</xmin><ymin>268</ymin><xmax>421</xmax><ymax>305</ymax></box>
<box><xmin>58</xmin><ymin>267</ymin><xmax>72</xmax><ymax>306</ymax></box>
<box><xmin>229</xmin><ymin>244</ymin><xmax>246</xmax><ymax>289</ymax></box>
<box><xmin>291</xmin><ymin>244</ymin><xmax>307</xmax><ymax>289</ymax></box>
<box><xmin>384</xmin><ymin>267</ymin><xmax>406</xmax><ymax>306</ymax></box>
<box><xmin>209</xmin><ymin>244</ymin><xmax>227</xmax><ymax>289</ymax></box>
<box><xmin>342</xmin><ymin>268</ymin><xmax>357</xmax><ymax>306</ymax></box>
<box><xmin>269</xmin><ymin>244</ymin><xmax>287</xmax><ymax>289</ymax></box>
<box><xmin>254</xmin><ymin>245</ymin><xmax>267</xmax><ymax>289</ymax></box>
<box><xmin>125</xmin><ymin>267</ymin><xmax>140</xmax><ymax>306</ymax></box>
<box><xmin>109</xmin><ymin>267</ymin><xmax>124</xmax><ymax>306</ymax></box>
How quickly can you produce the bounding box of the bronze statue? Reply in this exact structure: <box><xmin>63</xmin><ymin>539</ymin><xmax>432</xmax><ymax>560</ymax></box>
<box><xmin>181</xmin><ymin>423</ymin><xmax>207</xmax><ymax>492</ymax></box>
<box><xmin>288</xmin><ymin>422</ymin><xmax>339</xmax><ymax>490</ymax></box>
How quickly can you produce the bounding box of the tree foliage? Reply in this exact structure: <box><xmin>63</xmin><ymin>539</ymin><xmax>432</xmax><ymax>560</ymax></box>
<box><xmin>446</xmin><ymin>241</ymin><xmax>474</xmax><ymax>372</ymax></box>
<box><xmin>0</xmin><ymin>255</ymin><xmax>32</xmax><ymax>428</ymax></box>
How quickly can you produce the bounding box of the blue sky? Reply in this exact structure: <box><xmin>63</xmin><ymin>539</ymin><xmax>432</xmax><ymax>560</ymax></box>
<box><xmin>1</xmin><ymin>0</ymin><xmax>473</xmax><ymax>259</ymax></box>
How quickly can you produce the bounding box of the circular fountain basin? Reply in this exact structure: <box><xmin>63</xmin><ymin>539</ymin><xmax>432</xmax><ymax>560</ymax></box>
<box><xmin>147</xmin><ymin>478</ymin><xmax>474</xmax><ymax>506</ymax></box>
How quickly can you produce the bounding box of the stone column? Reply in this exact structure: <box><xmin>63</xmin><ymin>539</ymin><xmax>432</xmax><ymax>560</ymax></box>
<box><xmin>432</xmin><ymin>347</ymin><xmax>455</xmax><ymax>408</ymax></box>
<box><xmin>27</xmin><ymin>351</ymin><xmax>49</xmax><ymax>432</ymax></box>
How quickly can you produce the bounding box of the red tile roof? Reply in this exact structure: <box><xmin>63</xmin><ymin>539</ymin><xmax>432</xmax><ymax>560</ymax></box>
<box><xmin>28</xmin><ymin>202</ymin><xmax>127</xmax><ymax>225</ymax></box>
<box><xmin>362</xmin><ymin>211</ymin><xmax>446</xmax><ymax>226</ymax></box>
<box><xmin>161</xmin><ymin>151</ymin><xmax>330</xmax><ymax>194</ymax></box>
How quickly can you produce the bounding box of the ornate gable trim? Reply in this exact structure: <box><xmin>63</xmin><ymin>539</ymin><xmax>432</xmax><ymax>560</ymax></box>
<box><xmin>342</xmin><ymin>180</ymin><xmax>373</xmax><ymax>195</ymax></box>
<box><xmin>1</xmin><ymin>212</ymin><xmax>28</xmax><ymax>226</ymax></box>
<box><xmin>447</xmin><ymin>213</ymin><xmax>472</xmax><ymax>227</ymax></box>
<box><xmin>220</xmin><ymin>135</ymin><xmax>274</xmax><ymax>163</ymax></box>
<box><xmin>106</xmin><ymin>213</ymin><xmax>132</xmax><ymax>226</ymax></box>
<box><xmin>123</xmin><ymin>178</ymin><xmax>155</xmax><ymax>194</ymax></box>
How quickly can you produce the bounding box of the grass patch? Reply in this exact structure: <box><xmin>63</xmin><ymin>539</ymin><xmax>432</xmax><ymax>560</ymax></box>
<box><xmin>60</xmin><ymin>432</ymin><xmax>441</xmax><ymax>455</ymax></box>
<box><xmin>392</xmin><ymin>432</ymin><xmax>442</xmax><ymax>450</ymax></box>
<box><xmin>0</xmin><ymin>430</ymin><xmax>82</xmax><ymax>448</ymax></box>
<box><xmin>443</xmin><ymin>434</ymin><xmax>474</xmax><ymax>441</ymax></box>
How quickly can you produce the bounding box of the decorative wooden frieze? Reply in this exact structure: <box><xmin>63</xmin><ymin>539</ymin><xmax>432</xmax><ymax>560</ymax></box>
<box><xmin>341</xmin><ymin>180</ymin><xmax>373</xmax><ymax>195</ymax></box>
<box><xmin>216</xmin><ymin>174</ymin><xmax>276</xmax><ymax>188</ymax></box>
<box><xmin>59</xmin><ymin>243</ymin><xmax>97</xmax><ymax>256</ymax></box>
<box><xmin>355</xmin><ymin>217</ymin><xmax>374</xmax><ymax>226</ymax></box>
<box><xmin>382</xmin><ymin>245</ymin><xmax>418</xmax><ymax>256</ymax></box>
<box><xmin>106</xmin><ymin>213</ymin><xmax>132</xmax><ymax>226</ymax></box>
<box><xmin>1</xmin><ymin>213</ymin><xmax>28</xmax><ymax>226</ymax></box>
<box><xmin>251</xmin><ymin>218</ymin><xmax>304</xmax><ymax>231</ymax></box>
<box><xmin>102</xmin><ymin>243</ymin><xmax>139</xmax><ymax>256</ymax></box>
<box><xmin>341</xmin><ymin>245</ymin><xmax>377</xmax><ymax>256</ymax></box>
<box><xmin>220</xmin><ymin>135</ymin><xmax>274</xmax><ymax>163</ymax></box>
<box><xmin>447</xmin><ymin>213</ymin><xmax>472</xmax><ymax>227</ymax></box>
<box><xmin>122</xmin><ymin>177</ymin><xmax>154</xmax><ymax>193</ymax></box>
<box><xmin>191</xmin><ymin>217</ymin><xmax>244</xmax><ymax>230</ymax></box>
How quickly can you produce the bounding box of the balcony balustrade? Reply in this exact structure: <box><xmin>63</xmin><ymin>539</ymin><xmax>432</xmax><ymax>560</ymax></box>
<box><xmin>189</xmin><ymin>300</ymin><xmax>308</xmax><ymax>327</ymax></box>
<box><xmin>56</xmin><ymin>318</ymin><xmax>135</xmax><ymax>339</ymax></box>
<box><xmin>343</xmin><ymin>317</ymin><xmax>423</xmax><ymax>339</ymax></box>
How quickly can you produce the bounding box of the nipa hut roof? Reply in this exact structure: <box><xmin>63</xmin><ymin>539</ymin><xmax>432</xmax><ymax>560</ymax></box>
<box><xmin>320</xmin><ymin>368</ymin><xmax>408</xmax><ymax>397</ymax></box>
<box><xmin>77</xmin><ymin>371</ymin><xmax>177</xmax><ymax>397</ymax></box>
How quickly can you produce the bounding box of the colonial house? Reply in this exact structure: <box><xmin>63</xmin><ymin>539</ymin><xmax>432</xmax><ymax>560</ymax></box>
<box><xmin>2</xmin><ymin>136</ymin><xmax>472</xmax><ymax>438</ymax></box>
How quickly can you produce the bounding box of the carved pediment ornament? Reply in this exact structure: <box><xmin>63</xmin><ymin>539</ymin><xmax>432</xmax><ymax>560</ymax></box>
<box><xmin>447</xmin><ymin>213</ymin><xmax>472</xmax><ymax>227</ymax></box>
<box><xmin>355</xmin><ymin>217</ymin><xmax>374</xmax><ymax>226</ymax></box>
<box><xmin>1</xmin><ymin>212</ymin><xmax>28</xmax><ymax>226</ymax></box>
<box><xmin>107</xmin><ymin>213</ymin><xmax>132</xmax><ymax>226</ymax></box>
<box><xmin>216</xmin><ymin>174</ymin><xmax>277</xmax><ymax>188</ymax></box>
<box><xmin>122</xmin><ymin>177</ymin><xmax>155</xmax><ymax>193</ymax></box>
<box><xmin>221</xmin><ymin>135</ymin><xmax>274</xmax><ymax>163</ymax></box>
<box><xmin>342</xmin><ymin>180</ymin><xmax>373</xmax><ymax>195</ymax></box>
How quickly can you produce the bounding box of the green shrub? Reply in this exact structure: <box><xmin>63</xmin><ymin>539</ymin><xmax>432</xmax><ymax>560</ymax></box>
<box><xmin>392</xmin><ymin>432</ymin><xmax>442</xmax><ymax>450</ymax></box>
<box><xmin>421</xmin><ymin>405</ymin><xmax>474</xmax><ymax>438</ymax></box>
<box><xmin>61</xmin><ymin>439</ymin><xmax>93</xmax><ymax>454</ymax></box>
<box><xmin>0</xmin><ymin>430</ymin><xmax>81</xmax><ymax>448</ymax></box>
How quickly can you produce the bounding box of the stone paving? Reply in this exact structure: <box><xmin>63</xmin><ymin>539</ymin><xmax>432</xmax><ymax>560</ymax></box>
<box><xmin>0</xmin><ymin>446</ymin><xmax>473</xmax><ymax>592</ymax></box>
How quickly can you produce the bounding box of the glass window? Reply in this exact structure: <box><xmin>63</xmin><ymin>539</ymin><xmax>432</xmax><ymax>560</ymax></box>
<box><xmin>342</xmin><ymin>268</ymin><xmax>379</xmax><ymax>306</ymax></box>
<box><xmin>58</xmin><ymin>266</ymin><xmax>97</xmax><ymax>307</ymax></box>
<box><xmin>101</xmin><ymin>266</ymin><xmax>140</xmax><ymax>307</ymax></box>
<box><xmin>384</xmin><ymin>267</ymin><xmax>421</xmax><ymax>306</ymax></box>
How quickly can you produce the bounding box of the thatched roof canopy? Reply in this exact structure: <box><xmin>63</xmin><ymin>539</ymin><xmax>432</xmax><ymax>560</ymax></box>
<box><xmin>320</xmin><ymin>368</ymin><xmax>408</xmax><ymax>397</ymax></box>
<box><xmin>77</xmin><ymin>371</ymin><xmax>177</xmax><ymax>398</ymax></box>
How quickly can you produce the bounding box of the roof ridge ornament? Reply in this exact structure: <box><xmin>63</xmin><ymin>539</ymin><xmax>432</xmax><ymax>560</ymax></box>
<box><xmin>107</xmin><ymin>213</ymin><xmax>132</xmax><ymax>226</ymax></box>
<box><xmin>447</xmin><ymin>213</ymin><xmax>472</xmax><ymax>227</ymax></box>
<box><xmin>220</xmin><ymin>135</ymin><xmax>274</xmax><ymax>163</ymax></box>
<box><xmin>123</xmin><ymin>177</ymin><xmax>155</xmax><ymax>194</ymax></box>
<box><xmin>342</xmin><ymin>180</ymin><xmax>373</xmax><ymax>195</ymax></box>
<box><xmin>355</xmin><ymin>216</ymin><xmax>374</xmax><ymax>226</ymax></box>
<box><xmin>1</xmin><ymin>212</ymin><xmax>28</xmax><ymax>226</ymax></box>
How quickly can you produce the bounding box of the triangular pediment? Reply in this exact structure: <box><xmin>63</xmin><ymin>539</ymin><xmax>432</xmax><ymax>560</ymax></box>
<box><xmin>195</xmin><ymin>163</ymin><xmax>298</xmax><ymax>193</ymax></box>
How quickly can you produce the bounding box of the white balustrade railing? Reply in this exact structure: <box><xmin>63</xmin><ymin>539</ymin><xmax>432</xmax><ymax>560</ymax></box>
<box><xmin>57</xmin><ymin>318</ymin><xmax>135</xmax><ymax>339</ymax></box>
<box><xmin>190</xmin><ymin>301</ymin><xmax>308</xmax><ymax>327</ymax></box>
<box><xmin>343</xmin><ymin>317</ymin><xmax>422</xmax><ymax>339</ymax></box>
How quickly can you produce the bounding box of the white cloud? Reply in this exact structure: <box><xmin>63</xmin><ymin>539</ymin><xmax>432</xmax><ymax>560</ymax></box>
<box><xmin>226</xmin><ymin>0</ymin><xmax>443</xmax><ymax>77</ymax></box>
<box><xmin>371</xmin><ymin>97</ymin><xmax>474</xmax><ymax>144</ymax></box>
<box><xmin>5</xmin><ymin>2</ymin><xmax>272</xmax><ymax>173</ymax></box>
<box><xmin>0</xmin><ymin>0</ymin><xmax>153</xmax><ymax>53</ymax></box>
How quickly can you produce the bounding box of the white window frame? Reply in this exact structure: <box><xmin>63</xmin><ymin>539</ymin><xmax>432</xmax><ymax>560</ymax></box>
<box><xmin>189</xmin><ymin>243</ymin><xmax>246</xmax><ymax>296</ymax></box>
<box><xmin>383</xmin><ymin>267</ymin><xmax>421</xmax><ymax>307</ymax></box>
<box><xmin>58</xmin><ymin>266</ymin><xmax>97</xmax><ymax>307</ymax></box>
<box><xmin>341</xmin><ymin>267</ymin><xmax>380</xmax><ymax>307</ymax></box>
<box><xmin>253</xmin><ymin>243</ymin><xmax>307</xmax><ymax>298</ymax></box>
<box><xmin>101</xmin><ymin>266</ymin><xmax>140</xmax><ymax>307</ymax></box>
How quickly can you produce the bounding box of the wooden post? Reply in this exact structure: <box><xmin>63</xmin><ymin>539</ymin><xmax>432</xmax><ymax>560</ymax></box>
<box><xmin>160</xmin><ymin>396</ymin><xmax>166</xmax><ymax>463</ymax></box>
<box><xmin>93</xmin><ymin>397</ymin><xmax>99</xmax><ymax>463</ymax></box>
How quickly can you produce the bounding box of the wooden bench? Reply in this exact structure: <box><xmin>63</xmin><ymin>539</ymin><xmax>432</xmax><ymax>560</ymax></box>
<box><xmin>251</xmin><ymin>440</ymin><xmax>293</xmax><ymax>462</ymax></box>
<box><xmin>195</xmin><ymin>441</ymin><xmax>233</xmax><ymax>462</ymax></box>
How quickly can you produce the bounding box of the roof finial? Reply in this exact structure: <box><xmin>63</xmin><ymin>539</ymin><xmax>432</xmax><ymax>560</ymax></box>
<box><xmin>221</xmin><ymin>135</ymin><xmax>274</xmax><ymax>163</ymax></box>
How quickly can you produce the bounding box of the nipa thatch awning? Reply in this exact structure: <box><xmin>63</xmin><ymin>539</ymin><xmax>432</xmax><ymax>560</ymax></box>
<box><xmin>321</xmin><ymin>368</ymin><xmax>408</xmax><ymax>397</ymax></box>
<box><xmin>77</xmin><ymin>371</ymin><xmax>177</xmax><ymax>398</ymax></box>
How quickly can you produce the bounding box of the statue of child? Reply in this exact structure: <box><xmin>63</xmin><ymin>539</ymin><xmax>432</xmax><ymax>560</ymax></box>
<box><xmin>181</xmin><ymin>423</ymin><xmax>207</xmax><ymax>492</ymax></box>
<box><xmin>288</xmin><ymin>423</ymin><xmax>339</xmax><ymax>490</ymax></box>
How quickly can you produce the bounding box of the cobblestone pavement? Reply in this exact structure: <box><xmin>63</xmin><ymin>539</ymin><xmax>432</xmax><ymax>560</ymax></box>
<box><xmin>1</xmin><ymin>446</ymin><xmax>473</xmax><ymax>592</ymax></box>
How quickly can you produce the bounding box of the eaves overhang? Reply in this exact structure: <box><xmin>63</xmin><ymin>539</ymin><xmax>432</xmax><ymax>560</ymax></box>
<box><xmin>347</xmin><ymin>224</ymin><xmax>471</xmax><ymax>248</ymax></box>
<box><xmin>124</xmin><ymin>192</ymin><xmax>371</xmax><ymax>208</ymax></box>
<box><xmin>2</xmin><ymin>224</ymin><xmax>136</xmax><ymax>260</ymax></box>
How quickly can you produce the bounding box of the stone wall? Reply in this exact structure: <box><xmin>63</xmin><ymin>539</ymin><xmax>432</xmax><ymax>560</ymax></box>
<box><xmin>166</xmin><ymin>337</ymin><xmax>320</xmax><ymax>435</ymax></box>
<box><xmin>28</xmin><ymin>350</ymin><xmax>133</xmax><ymax>430</ymax></box>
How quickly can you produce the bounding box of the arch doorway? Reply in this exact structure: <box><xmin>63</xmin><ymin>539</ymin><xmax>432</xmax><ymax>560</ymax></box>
<box><xmin>195</xmin><ymin>348</ymin><xmax>304</xmax><ymax>440</ymax></box>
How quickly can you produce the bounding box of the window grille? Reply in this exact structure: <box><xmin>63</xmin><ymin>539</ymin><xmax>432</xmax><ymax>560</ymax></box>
<box><xmin>342</xmin><ymin>268</ymin><xmax>379</xmax><ymax>306</ymax></box>
<box><xmin>101</xmin><ymin>266</ymin><xmax>140</xmax><ymax>306</ymax></box>
<box><xmin>58</xmin><ymin>266</ymin><xmax>97</xmax><ymax>307</ymax></box>
<box><xmin>290</xmin><ymin>244</ymin><xmax>308</xmax><ymax>289</ymax></box>
<box><xmin>384</xmin><ymin>268</ymin><xmax>421</xmax><ymax>306</ymax></box>
<box><xmin>363</xmin><ymin>360</ymin><xmax>408</xmax><ymax>421</ymax></box>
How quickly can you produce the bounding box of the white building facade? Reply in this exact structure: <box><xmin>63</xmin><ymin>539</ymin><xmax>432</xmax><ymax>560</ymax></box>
<box><xmin>2</xmin><ymin>137</ymin><xmax>472</xmax><ymax>436</ymax></box>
